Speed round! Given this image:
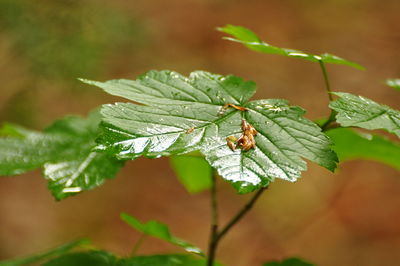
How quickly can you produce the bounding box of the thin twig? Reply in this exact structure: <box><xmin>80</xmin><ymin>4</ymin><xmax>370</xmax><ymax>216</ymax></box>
<box><xmin>131</xmin><ymin>233</ymin><xmax>147</xmax><ymax>257</ymax></box>
<box><xmin>318</xmin><ymin>60</ymin><xmax>333</xmax><ymax>101</ymax></box>
<box><xmin>216</xmin><ymin>186</ymin><xmax>267</xmax><ymax>242</ymax></box>
<box><xmin>207</xmin><ymin>172</ymin><xmax>219</xmax><ymax>266</ymax></box>
<box><xmin>318</xmin><ymin>60</ymin><xmax>337</xmax><ymax>130</ymax></box>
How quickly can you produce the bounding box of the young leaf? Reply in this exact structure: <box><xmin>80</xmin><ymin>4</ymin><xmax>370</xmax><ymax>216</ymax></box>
<box><xmin>120</xmin><ymin>213</ymin><xmax>204</xmax><ymax>256</ymax></box>
<box><xmin>329</xmin><ymin>92</ymin><xmax>400</xmax><ymax>137</ymax></box>
<box><xmin>326</xmin><ymin>128</ymin><xmax>400</xmax><ymax>170</ymax></box>
<box><xmin>263</xmin><ymin>257</ymin><xmax>314</xmax><ymax>266</ymax></box>
<box><xmin>217</xmin><ymin>24</ymin><xmax>365</xmax><ymax>70</ymax></box>
<box><xmin>83</xmin><ymin>70</ymin><xmax>338</xmax><ymax>193</ymax></box>
<box><xmin>0</xmin><ymin>239</ymin><xmax>89</xmax><ymax>266</ymax></box>
<box><xmin>42</xmin><ymin>253</ymin><xmax>211</xmax><ymax>266</ymax></box>
<box><xmin>42</xmin><ymin>251</ymin><xmax>116</xmax><ymax>266</ymax></box>
<box><xmin>170</xmin><ymin>155</ymin><xmax>212</xmax><ymax>193</ymax></box>
<box><xmin>386</xmin><ymin>79</ymin><xmax>400</xmax><ymax>91</ymax></box>
<box><xmin>0</xmin><ymin>110</ymin><xmax>124</xmax><ymax>200</ymax></box>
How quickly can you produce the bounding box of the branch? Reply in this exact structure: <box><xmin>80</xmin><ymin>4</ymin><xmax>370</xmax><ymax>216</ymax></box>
<box><xmin>216</xmin><ymin>186</ymin><xmax>267</xmax><ymax>242</ymax></box>
<box><xmin>318</xmin><ymin>60</ymin><xmax>337</xmax><ymax>131</ymax></box>
<box><xmin>207</xmin><ymin>172</ymin><xmax>219</xmax><ymax>266</ymax></box>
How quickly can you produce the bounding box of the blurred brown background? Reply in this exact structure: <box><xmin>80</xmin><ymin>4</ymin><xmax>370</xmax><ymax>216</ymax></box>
<box><xmin>0</xmin><ymin>0</ymin><xmax>399</xmax><ymax>265</ymax></box>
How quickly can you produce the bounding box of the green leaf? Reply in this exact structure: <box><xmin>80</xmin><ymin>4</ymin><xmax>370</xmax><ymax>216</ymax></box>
<box><xmin>263</xmin><ymin>257</ymin><xmax>315</xmax><ymax>266</ymax></box>
<box><xmin>0</xmin><ymin>110</ymin><xmax>124</xmax><ymax>200</ymax></box>
<box><xmin>42</xmin><ymin>251</ymin><xmax>116</xmax><ymax>266</ymax></box>
<box><xmin>41</xmin><ymin>253</ymin><xmax>212</xmax><ymax>266</ymax></box>
<box><xmin>0</xmin><ymin>239</ymin><xmax>89</xmax><ymax>266</ymax></box>
<box><xmin>117</xmin><ymin>254</ymin><xmax>211</xmax><ymax>266</ymax></box>
<box><xmin>120</xmin><ymin>213</ymin><xmax>204</xmax><ymax>256</ymax></box>
<box><xmin>170</xmin><ymin>155</ymin><xmax>212</xmax><ymax>193</ymax></box>
<box><xmin>217</xmin><ymin>24</ymin><xmax>365</xmax><ymax>70</ymax></box>
<box><xmin>329</xmin><ymin>92</ymin><xmax>400</xmax><ymax>137</ymax></box>
<box><xmin>84</xmin><ymin>70</ymin><xmax>337</xmax><ymax>193</ymax></box>
<box><xmin>326</xmin><ymin>128</ymin><xmax>400</xmax><ymax>170</ymax></box>
<box><xmin>386</xmin><ymin>79</ymin><xmax>400</xmax><ymax>91</ymax></box>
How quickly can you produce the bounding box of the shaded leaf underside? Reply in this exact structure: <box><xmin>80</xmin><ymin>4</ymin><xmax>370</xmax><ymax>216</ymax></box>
<box><xmin>83</xmin><ymin>70</ymin><xmax>337</xmax><ymax>193</ymax></box>
<box><xmin>327</xmin><ymin>128</ymin><xmax>400</xmax><ymax>170</ymax></box>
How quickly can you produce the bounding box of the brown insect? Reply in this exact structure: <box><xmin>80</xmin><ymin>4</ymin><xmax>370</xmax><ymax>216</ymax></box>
<box><xmin>186</xmin><ymin>127</ymin><xmax>194</xmax><ymax>134</ymax></box>
<box><xmin>241</xmin><ymin>120</ymin><xmax>258</xmax><ymax>135</ymax></box>
<box><xmin>226</xmin><ymin>120</ymin><xmax>258</xmax><ymax>152</ymax></box>
<box><xmin>226</xmin><ymin>136</ymin><xmax>238</xmax><ymax>151</ymax></box>
<box><xmin>218</xmin><ymin>103</ymin><xmax>248</xmax><ymax>116</ymax></box>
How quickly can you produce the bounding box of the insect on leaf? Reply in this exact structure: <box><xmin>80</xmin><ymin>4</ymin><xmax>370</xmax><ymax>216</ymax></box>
<box><xmin>83</xmin><ymin>70</ymin><xmax>337</xmax><ymax>193</ymax></box>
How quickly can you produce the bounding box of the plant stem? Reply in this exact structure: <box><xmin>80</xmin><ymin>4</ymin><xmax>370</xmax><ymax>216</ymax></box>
<box><xmin>216</xmin><ymin>186</ymin><xmax>267</xmax><ymax>241</ymax></box>
<box><xmin>207</xmin><ymin>183</ymin><xmax>267</xmax><ymax>265</ymax></box>
<box><xmin>318</xmin><ymin>60</ymin><xmax>333</xmax><ymax>101</ymax></box>
<box><xmin>131</xmin><ymin>233</ymin><xmax>147</xmax><ymax>257</ymax></box>
<box><xmin>318</xmin><ymin>60</ymin><xmax>337</xmax><ymax>131</ymax></box>
<box><xmin>207</xmin><ymin>172</ymin><xmax>219</xmax><ymax>266</ymax></box>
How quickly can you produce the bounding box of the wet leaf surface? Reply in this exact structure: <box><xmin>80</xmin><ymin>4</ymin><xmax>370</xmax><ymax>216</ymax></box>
<box><xmin>330</xmin><ymin>92</ymin><xmax>400</xmax><ymax>137</ymax></box>
<box><xmin>83</xmin><ymin>70</ymin><xmax>337</xmax><ymax>193</ymax></box>
<box><xmin>0</xmin><ymin>110</ymin><xmax>124</xmax><ymax>200</ymax></box>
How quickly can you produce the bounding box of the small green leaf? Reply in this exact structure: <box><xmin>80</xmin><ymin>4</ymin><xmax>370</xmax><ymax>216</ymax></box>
<box><xmin>42</xmin><ymin>251</ymin><xmax>116</xmax><ymax>266</ymax></box>
<box><xmin>326</xmin><ymin>128</ymin><xmax>400</xmax><ymax>170</ymax></box>
<box><xmin>85</xmin><ymin>70</ymin><xmax>337</xmax><ymax>193</ymax></box>
<box><xmin>117</xmin><ymin>254</ymin><xmax>212</xmax><ymax>266</ymax></box>
<box><xmin>0</xmin><ymin>110</ymin><xmax>124</xmax><ymax>200</ymax></box>
<box><xmin>330</xmin><ymin>92</ymin><xmax>400</xmax><ymax>137</ymax></box>
<box><xmin>41</xmin><ymin>253</ymin><xmax>212</xmax><ymax>266</ymax></box>
<box><xmin>120</xmin><ymin>213</ymin><xmax>204</xmax><ymax>256</ymax></box>
<box><xmin>217</xmin><ymin>24</ymin><xmax>365</xmax><ymax>70</ymax></box>
<box><xmin>170</xmin><ymin>155</ymin><xmax>212</xmax><ymax>193</ymax></box>
<box><xmin>263</xmin><ymin>257</ymin><xmax>315</xmax><ymax>266</ymax></box>
<box><xmin>0</xmin><ymin>239</ymin><xmax>89</xmax><ymax>266</ymax></box>
<box><xmin>386</xmin><ymin>79</ymin><xmax>400</xmax><ymax>91</ymax></box>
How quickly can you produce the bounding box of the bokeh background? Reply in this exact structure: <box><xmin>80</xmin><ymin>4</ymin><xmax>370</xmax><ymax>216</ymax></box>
<box><xmin>0</xmin><ymin>0</ymin><xmax>399</xmax><ymax>265</ymax></box>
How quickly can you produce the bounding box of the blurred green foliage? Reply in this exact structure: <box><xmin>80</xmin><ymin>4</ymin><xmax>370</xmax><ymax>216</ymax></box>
<box><xmin>0</xmin><ymin>0</ymin><xmax>146</xmax><ymax>80</ymax></box>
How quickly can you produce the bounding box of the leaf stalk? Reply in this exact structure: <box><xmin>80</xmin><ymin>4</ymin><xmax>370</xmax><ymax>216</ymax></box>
<box><xmin>318</xmin><ymin>60</ymin><xmax>337</xmax><ymax>131</ymax></box>
<box><xmin>207</xmin><ymin>177</ymin><xmax>267</xmax><ymax>266</ymax></box>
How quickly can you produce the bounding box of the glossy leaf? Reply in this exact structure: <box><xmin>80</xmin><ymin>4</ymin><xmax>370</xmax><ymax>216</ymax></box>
<box><xmin>42</xmin><ymin>253</ymin><xmax>211</xmax><ymax>266</ymax></box>
<box><xmin>0</xmin><ymin>110</ymin><xmax>124</xmax><ymax>200</ymax></box>
<box><xmin>217</xmin><ymin>24</ymin><xmax>365</xmax><ymax>70</ymax></box>
<box><xmin>120</xmin><ymin>213</ymin><xmax>204</xmax><ymax>256</ymax></box>
<box><xmin>83</xmin><ymin>70</ymin><xmax>337</xmax><ymax>193</ymax></box>
<box><xmin>0</xmin><ymin>239</ymin><xmax>89</xmax><ymax>266</ymax></box>
<box><xmin>117</xmin><ymin>254</ymin><xmax>212</xmax><ymax>266</ymax></box>
<box><xmin>170</xmin><ymin>155</ymin><xmax>212</xmax><ymax>193</ymax></box>
<box><xmin>326</xmin><ymin>128</ymin><xmax>400</xmax><ymax>170</ymax></box>
<box><xmin>330</xmin><ymin>92</ymin><xmax>400</xmax><ymax>137</ymax></box>
<box><xmin>263</xmin><ymin>257</ymin><xmax>314</xmax><ymax>266</ymax></box>
<box><xmin>43</xmin><ymin>251</ymin><xmax>116</xmax><ymax>266</ymax></box>
<box><xmin>386</xmin><ymin>79</ymin><xmax>400</xmax><ymax>91</ymax></box>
